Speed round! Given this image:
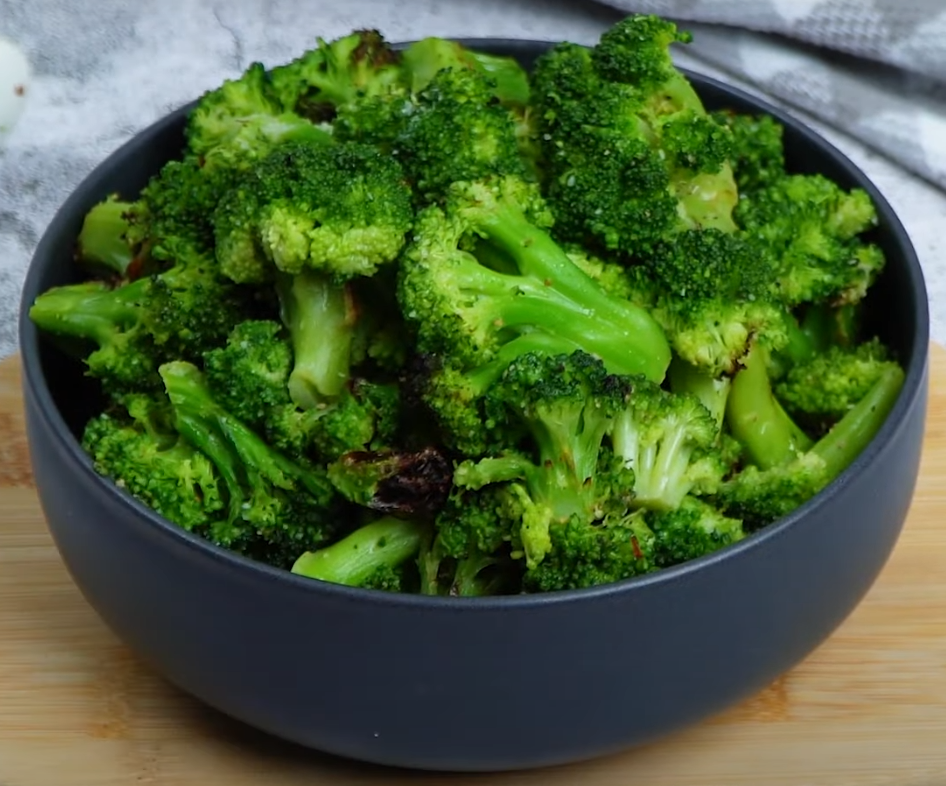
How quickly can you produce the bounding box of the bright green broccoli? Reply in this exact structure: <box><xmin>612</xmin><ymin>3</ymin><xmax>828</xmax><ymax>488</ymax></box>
<box><xmin>202</xmin><ymin>318</ymin><xmax>402</xmax><ymax>464</ymax></box>
<box><xmin>159</xmin><ymin>360</ymin><xmax>345</xmax><ymax>568</ymax></box>
<box><xmin>711</xmin><ymin>110</ymin><xmax>786</xmax><ymax>194</ymax></box>
<box><xmin>291</xmin><ymin>515</ymin><xmax>427</xmax><ymax>589</ymax></box>
<box><xmin>736</xmin><ymin>173</ymin><xmax>885</xmax><ymax>307</ymax></box>
<box><xmin>609</xmin><ymin>372</ymin><xmax>728</xmax><ymax>512</ymax></box>
<box><xmin>719</xmin><ymin>358</ymin><xmax>904</xmax><ymax>529</ymax></box>
<box><xmin>455</xmin><ymin>351</ymin><xmax>638</xmax><ymax>570</ymax></box>
<box><xmin>647</xmin><ymin>495</ymin><xmax>745</xmax><ymax>568</ymax></box>
<box><xmin>774</xmin><ymin>337</ymin><xmax>901</xmax><ymax>429</ymax></box>
<box><xmin>213</xmin><ymin>140</ymin><xmax>414</xmax><ymax>284</ymax></box>
<box><xmin>81</xmin><ymin>396</ymin><xmax>226</xmax><ymax>532</ymax></box>
<box><xmin>186</xmin><ymin>61</ymin><xmax>333</xmax><ymax>167</ymax></box>
<box><xmin>531</xmin><ymin>14</ymin><xmax>738</xmax><ymax>259</ymax></box>
<box><xmin>398</xmin><ymin>176</ymin><xmax>671</xmax><ymax>379</ymax></box>
<box><xmin>29</xmin><ymin>245</ymin><xmax>253</xmax><ymax>398</ymax></box>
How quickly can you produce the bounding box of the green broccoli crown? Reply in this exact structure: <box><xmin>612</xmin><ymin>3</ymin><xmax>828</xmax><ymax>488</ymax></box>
<box><xmin>269</xmin><ymin>29</ymin><xmax>406</xmax><ymax>119</ymax></box>
<box><xmin>774</xmin><ymin>337</ymin><xmax>900</xmax><ymax>427</ymax></box>
<box><xmin>397</xmin><ymin>175</ymin><xmax>671</xmax><ymax>381</ymax></box>
<box><xmin>82</xmin><ymin>405</ymin><xmax>226</xmax><ymax>532</ymax></box>
<box><xmin>642</xmin><ymin>229</ymin><xmax>790</xmax><ymax>375</ymax></box>
<box><xmin>28</xmin><ymin>279</ymin><xmax>158</xmax><ymax>396</ymax></box>
<box><xmin>159</xmin><ymin>360</ymin><xmax>343</xmax><ymax>567</ymax></box>
<box><xmin>203</xmin><ymin>319</ymin><xmax>294</xmax><ymax>428</ymax></box>
<box><xmin>531</xmin><ymin>16</ymin><xmax>738</xmax><ymax>259</ymax></box>
<box><xmin>522</xmin><ymin>510</ymin><xmax>656</xmax><ymax>592</ymax></box>
<box><xmin>711</xmin><ymin>110</ymin><xmax>786</xmax><ymax>194</ymax></box>
<box><xmin>609</xmin><ymin>373</ymin><xmax>725</xmax><ymax>512</ymax></box>
<box><xmin>648</xmin><ymin>495</ymin><xmax>745</xmax><ymax>567</ymax></box>
<box><xmin>591</xmin><ymin>14</ymin><xmax>692</xmax><ymax>90</ymax></box>
<box><xmin>716</xmin><ymin>451</ymin><xmax>829</xmax><ymax>531</ymax></box>
<box><xmin>214</xmin><ymin>140</ymin><xmax>414</xmax><ymax>284</ymax></box>
<box><xmin>736</xmin><ymin>173</ymin><xmax>885</xmax><ymax>306</ymax></box>
<box><xmin>391</xmin><ymin>66</ymin><xmax>528</xmax><ymax>201</ymax></box>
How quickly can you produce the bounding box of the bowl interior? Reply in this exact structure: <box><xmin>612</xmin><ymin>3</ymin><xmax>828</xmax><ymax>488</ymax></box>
<box><xmin>17</xmin><ymin>39</ymin><xmax>929</xmax><ymax>592</ymax></box>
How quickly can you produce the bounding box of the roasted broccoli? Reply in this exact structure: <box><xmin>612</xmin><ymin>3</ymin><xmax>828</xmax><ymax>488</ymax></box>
<box><xmin>29</xmin><ymin>17</ymin><xmax>906</xmax><ymax>596</ymax></box>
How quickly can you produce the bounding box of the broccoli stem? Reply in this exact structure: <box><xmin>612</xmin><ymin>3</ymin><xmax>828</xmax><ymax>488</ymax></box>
<box><xmin>726</xmin><ymin>344</ymin><xmax>813</xmax><ymax>470</ymax></box>
<box><xmin>28</xmin><ymin>279</ymin><xmax>145</xmax><ymax>345</ymax></box>
<box><xmin>454</xmin><ymin>454</ymin><xmax>532</xmax><ymax>489</ymax></box>
<box><xmin>276</xmin><ymin>270</ymin><xmax>356</xmax><ymax>408</ymax></box>
<box><xmin>811</xmin><ymin>364</ymin><xmax>905</xmax><ymax>481</ymax></box>
<box><xmin>77</xmin><ymin>197</ymin><xmax>137</xmax><ymax>276</ymax></box>
<box><xmin>471</xmin><ymin>208</ymin><xmax>672</xmax><ymax>381</ymax></box>
<box><xmin>291</xmin><ymin>516</ymin><xmax>426</xmax><ymax>587</ymax></box>
<box><xmin>668</xmin><ymin>356</ymin><xmax>731</xmax><ymax>430</ymax></box>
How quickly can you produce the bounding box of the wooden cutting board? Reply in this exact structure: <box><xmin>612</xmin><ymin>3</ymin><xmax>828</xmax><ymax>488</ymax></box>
<box><xmin>2</xmin><ymin>348</ymin><xmax>946</xmax><ymax>786</ymax></box>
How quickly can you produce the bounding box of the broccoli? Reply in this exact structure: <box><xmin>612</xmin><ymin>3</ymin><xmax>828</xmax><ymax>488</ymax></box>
<box><xmin>397</xmin><ymin>176</ymin><xmax>671</xmax><ymax>381</ymax></box>
<box><xmin>609</xmin><ymin>373</ymin><xmax>727</xmax><ymax>512</ymax></box>
<box><xmin>186</xmin><ymin>61</ymin><xmax>333</xmax><ymax>167</ymax></box>
<box><xmin>159</xmin><ymin>360</ymin><xmax>344</xmax><ymax>568</ymax></box>
<box><xmin>29</xmin><ymin>245</ymin><xmax>253</xmax><ymax>398</ymax></box>
<box><xmin>640</xmin><ymin>228</ymin><xmax>791</xmax><ymax>376</ymax></box>
<box><xmin>202</xmin><ymin>318</ymin><xmax>402</xmax><ymax>464</ymax></box>
<box><xmin>326</xmin><ymin>446</ymin><xmax>453</xmax><ymax>517</ymax></box>
<box><xmin>291</xmin><ymin>515</ymin><xmax>427</xmax><ymax>589</ymax></box>
<box><xmin>213</xmin><ymin>140</ymin><xmax>414</xmax><ymax>284</ymax></box>
<box><xmin>774</xmin><ymin>337</ymin><xmax>901</xmax><ymax>430</ymax></box>
<box><xmin>736</xmin><ymin>173</ymin><xmax>885</xmax><ymax>307</ymax></box>
<box><xmin>711</xmin><ymin>110</ymin><xmax>785</xmax><ymax>194</ymax></box>
<box><xmin>269</xmin><ymin>30</ymin><xmax>406</xmax><ymax>120</ymax></box>
<box><xmin>28</xmin><ymin>18</ymin><xmax>908</xmax><ymax>597</ymax></box>
<box><xmin>81</xmin><ymin>398</ymin><xmax>226</xmax><ymax>532</ymax></box>
<box><xmin>647</xmin><ymin>495</ymin><xmax>745</xmax><ymax>568</ymax></box>
<box><xmin>719</xmin><ymin>359</ymin><xmax>904</xmax><ymax>529</ymax></box>
<box><xmin>531</xmin><ymin>14</ymin><xmax>738</xmax><ymax>259</ymax></box>
<box><xmin>522</xmin><ymin>511</ymin><xmax>656</xmax><ymax>592</ymax></box>
<box><xmin>456</xmin><ymin>351</ymin><xmax>637</xmax><ymax>569</ymax></box>
<box><xmin>726</xmin><ymin>343</ymin><xmax>814</xmax><ymax>471</ymax></box>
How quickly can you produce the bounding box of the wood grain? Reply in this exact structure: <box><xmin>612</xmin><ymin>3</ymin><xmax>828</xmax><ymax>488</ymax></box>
<box><xmin>2</xmin><ymin>348</ymin><xmax>946</xmax><ymax>786</ymax></box>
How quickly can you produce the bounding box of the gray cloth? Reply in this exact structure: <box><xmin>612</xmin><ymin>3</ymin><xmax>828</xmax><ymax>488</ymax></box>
<box><xmin>606</xmin><ymin>0</ymin><xmax>946</xmax><ymax>191</ymax></box>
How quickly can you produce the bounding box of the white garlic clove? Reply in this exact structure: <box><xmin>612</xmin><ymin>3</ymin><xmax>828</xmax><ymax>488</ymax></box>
<box><xmin>0</xmin><ymin>36</ymin><xmax>30</xmax><ymax>141</ymax></box>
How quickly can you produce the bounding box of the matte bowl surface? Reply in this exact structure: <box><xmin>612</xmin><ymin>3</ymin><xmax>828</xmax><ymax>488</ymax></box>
<box><xmin>18</xmin><ymin>39</ymin><xmax>930</xmax><ymax>772</ymax></box>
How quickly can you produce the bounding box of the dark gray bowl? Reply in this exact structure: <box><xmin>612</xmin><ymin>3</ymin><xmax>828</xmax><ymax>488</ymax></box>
<box><xmin>18</xmin><ymin>40</ymin><xmax>930</xmax><ymax>772</ymax></box>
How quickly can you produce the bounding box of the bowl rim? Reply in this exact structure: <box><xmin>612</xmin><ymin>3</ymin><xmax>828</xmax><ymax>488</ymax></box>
<box><xmin>18</xmin><ymin>37</ymin><xmax>931</xmax><ymax>610</ymax></box>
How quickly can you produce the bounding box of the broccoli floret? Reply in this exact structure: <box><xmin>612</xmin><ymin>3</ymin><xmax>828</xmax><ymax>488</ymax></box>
<box><xmin>29</xmin><ymin>246</ymin><xmax>252</xmax><ymax>398</ymax></box>
<box><xmin>531</xmin><ymin>15</ymin><xmax>738</xmax><ymax>259</ymax></box>
<box><xmin>186</xmin><ymin>61</ymin><xmax>332</xmax><ymax>166</ymax></box>
<box><xmin>458</xmin><ymin>351</ymin><xmax>637</xmax><ymax>569</ymax></box>
<box><xmin>382</xmin><ymin>66</ymin><xmax>529</xmax><ymax>203</ymax></box>
<box><xmin>774</xmin><ymin>338</ymin><xmax>901</xmax><ymax>429</ymax></box>
<box><xmin>736</xmin><ymin>173</ymin><xmax>885</xmax><ymax>306</ymax></box>
<box><xmin>719</xmin><ymin>361</ymin><xmax>905</xmax><ymax>529</ymax></box>
<box><xmin>418</xmin><ymin>525</ymin><xmax>518</xmax><ymax>597</ymax></box>
<box><xmin>159</xmin><ymin>360</ymin><xmax>344</xmax><ymax>568</ymax></box>
<box><xmin>397</xmin><ymin>176</ymin><xmax>671</xmax><ymax>381</ymax></box>
<box><xmin>291</xmin><ymin>516</ymin><xmax>427</xmax><ymax>589</ymax></box>
<box><xmin>203</xmin><ymin>318</ymin><xmax>401</xmax><ymax>464</ymax></box>
<box><xmin>647</xmin><ymin>495</ymin><xmax>744</xmax><ymax>567</ymax></box>
<box><xmin>522</xmin><ymin>511</ymin><xmax>656</xmax><ymax>592</ymax></box>
<box><xmin>642</xmin><ymin>228</ymin><xmax>791</xmax><ymax>376</ymax></box>
<box><xmin>214</xmin><ymin>140</ymin><xmax>413</xmax><ymax>284</ymax></box>
<box><xmin>269</xmin><ymin>30</ymin><xmax>406</xmax><ymax>120</ymax></box>
<box><xmin>711</xmin><ymin>110</ymin><xmax>785</xmax><ymax>194</ymax></box>
<box><xmin>81</xmin><ymin>400</ymin><xmax>226</xmax><ymax>532</ymax></box>
<box><xmin>609</xmin><ymin>373</ymin><xmax>726</xmax><ymax>512</ymax></box>
<box><xmin>327</xmin><ymin>446</ymin><xmax>453</xmax><ymax>517</ymax></box>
